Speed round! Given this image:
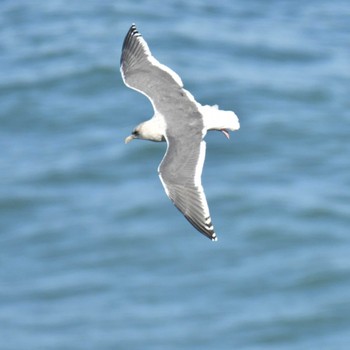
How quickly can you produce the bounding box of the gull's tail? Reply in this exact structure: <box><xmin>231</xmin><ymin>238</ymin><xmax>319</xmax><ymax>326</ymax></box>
<box><xmin>200</xmin><ymin>104</ymin><xmax>240</xmax><ymax>132</ymax></box>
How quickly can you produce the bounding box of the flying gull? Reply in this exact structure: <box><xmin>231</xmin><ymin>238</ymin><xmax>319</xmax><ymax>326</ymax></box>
<box><xmin>121</xmin><ymin>24</ymin><xmax>240</xmax><ymax>241</ymax></box>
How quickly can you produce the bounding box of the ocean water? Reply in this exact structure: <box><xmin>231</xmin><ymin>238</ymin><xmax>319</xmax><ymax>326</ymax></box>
<box><xmin>1</xmin><ymin>0</ymin><xmax>350</xmax><ymax>349</ymax></box>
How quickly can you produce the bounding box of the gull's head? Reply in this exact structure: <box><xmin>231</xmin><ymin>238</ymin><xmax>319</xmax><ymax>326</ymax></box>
<box><xmin>125</xmin><ymin>120</ymin><xmax>165</xmax><ymax>144</ymax></box>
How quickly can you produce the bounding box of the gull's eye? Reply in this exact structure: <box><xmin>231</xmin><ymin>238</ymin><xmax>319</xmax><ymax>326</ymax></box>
<box><xmin>132</xmin><ymin>130</ymin><xmax>139</xmax><ymax>136</ymax></box>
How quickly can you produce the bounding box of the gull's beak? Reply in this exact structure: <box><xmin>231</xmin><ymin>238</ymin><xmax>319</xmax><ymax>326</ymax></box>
<box><xmin>125</xmin><ymin>135</ymin><xmax>135</xmax><ymax>144</ymax></box>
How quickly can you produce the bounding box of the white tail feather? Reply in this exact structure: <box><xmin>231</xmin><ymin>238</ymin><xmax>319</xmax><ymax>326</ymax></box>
<box><xmin>200</xmin><ymin>104</ymin><xmax>240</xmax><ymax>132</ymax></box>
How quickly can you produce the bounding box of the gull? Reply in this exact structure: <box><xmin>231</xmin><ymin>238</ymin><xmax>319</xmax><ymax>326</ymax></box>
<box><xmin>121</xmin><ymin>24</ymin><xmax>240</xmax><ymax>241</ymax></box>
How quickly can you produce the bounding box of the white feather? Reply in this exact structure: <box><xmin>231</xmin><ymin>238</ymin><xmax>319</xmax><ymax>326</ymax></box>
<box><xmin>200</xmin><ymin>104</ymin><xmax>240</xmax><ymax>132</ymax></box>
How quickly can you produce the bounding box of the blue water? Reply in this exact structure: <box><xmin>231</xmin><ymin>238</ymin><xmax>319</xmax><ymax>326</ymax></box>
<box><xmin>1</xmin><ymin>1</ymin><xmax>350</xmax><ymax>349</ymax></box>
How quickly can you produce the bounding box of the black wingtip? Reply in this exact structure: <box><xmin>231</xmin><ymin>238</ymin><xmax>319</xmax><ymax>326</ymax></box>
<box><xmin>121</xmin><ymin>24</ymin><xmax>141</xmax><ymax>66</ymax></box>
<box><xmin>183</xmin><ymin>213</ymin><xmax>217</xmax><ymax>241</ymax></box>
<box><xmin>128</xmin><ymin>23</ymin><xmax>141</xmax><ymax>38</ymax></box>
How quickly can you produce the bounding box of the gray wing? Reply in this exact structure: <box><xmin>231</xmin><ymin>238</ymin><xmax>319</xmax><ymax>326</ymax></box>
<box><xmin>120</xmin><ymin>24</ymin><xmax>186</xmax><ymax>114</ymax></box>
<box><xmin>158</xmin><ymin>135</ymin><xmax>217</xmax><ymax>241</ymax></box>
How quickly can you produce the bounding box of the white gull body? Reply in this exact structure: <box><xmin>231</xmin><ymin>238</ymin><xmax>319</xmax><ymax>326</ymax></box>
<box><xmin>121</xmin><ymin>24</ymin><xmax>240</xmax><ymax>241</ymax></box>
